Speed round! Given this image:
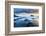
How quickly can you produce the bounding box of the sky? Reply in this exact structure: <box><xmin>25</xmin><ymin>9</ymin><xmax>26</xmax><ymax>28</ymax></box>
<box><xmin>14</xmin><ymin>8</ymin><xmax>38</xmax><ymax>13</ymax></box>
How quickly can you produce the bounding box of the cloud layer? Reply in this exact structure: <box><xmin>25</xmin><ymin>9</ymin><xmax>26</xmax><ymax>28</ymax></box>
<box><xmin>14</xmin><ymin>8</ymin><xmax>38</xmax><ymax>13</ymax></box>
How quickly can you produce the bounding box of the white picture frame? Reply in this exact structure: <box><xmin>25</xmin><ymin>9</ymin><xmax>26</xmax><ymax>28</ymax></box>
<box><xmin>11</xmin><ymin>5</ymin><xmax>42</xmax><ymax>31</ymax></box>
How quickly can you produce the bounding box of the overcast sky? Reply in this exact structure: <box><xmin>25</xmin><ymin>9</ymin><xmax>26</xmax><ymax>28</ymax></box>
<box><xmin>14</xmin><ymin>8</ymin><xmax>38</xmax><ymax>13</ymax></box>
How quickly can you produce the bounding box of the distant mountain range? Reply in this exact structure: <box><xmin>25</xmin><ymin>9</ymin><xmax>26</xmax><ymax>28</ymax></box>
<box><xmin>14</xmin><ymin>15</ymin><xmax>39</xmax><ymax>22</ymax></box>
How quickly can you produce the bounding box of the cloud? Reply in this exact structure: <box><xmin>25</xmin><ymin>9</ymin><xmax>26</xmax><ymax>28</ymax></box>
<box><xmin>14</xmin><ymin>8</ymin><xmax>38</xmax><ymax>13</ymax></box>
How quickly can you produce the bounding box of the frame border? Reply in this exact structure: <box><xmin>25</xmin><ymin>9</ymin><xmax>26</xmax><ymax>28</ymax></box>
<box><xmin>5</xmin><ymin>0</ymin><xmax>45</xmax><ymax>36</ymax></box>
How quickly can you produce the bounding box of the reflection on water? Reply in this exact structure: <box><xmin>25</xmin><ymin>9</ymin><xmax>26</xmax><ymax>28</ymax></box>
<box><xmin>14</xmin><ymin>14</ymin><xmax>39</xmax><ymax>27</ymax></box>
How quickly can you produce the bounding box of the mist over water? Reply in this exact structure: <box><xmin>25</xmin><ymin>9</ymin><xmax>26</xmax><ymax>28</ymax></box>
<box><xmin>14</xmin><ymin>8</ymin><xmax>39</xmax><ymax>27</ymax></box>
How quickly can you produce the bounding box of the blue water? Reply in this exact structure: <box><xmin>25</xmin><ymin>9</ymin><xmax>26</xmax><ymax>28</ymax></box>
<box><xmin>14</xmin><ymin>16</ymin><xmax>39</xmax><ymax>27</ymax></box>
